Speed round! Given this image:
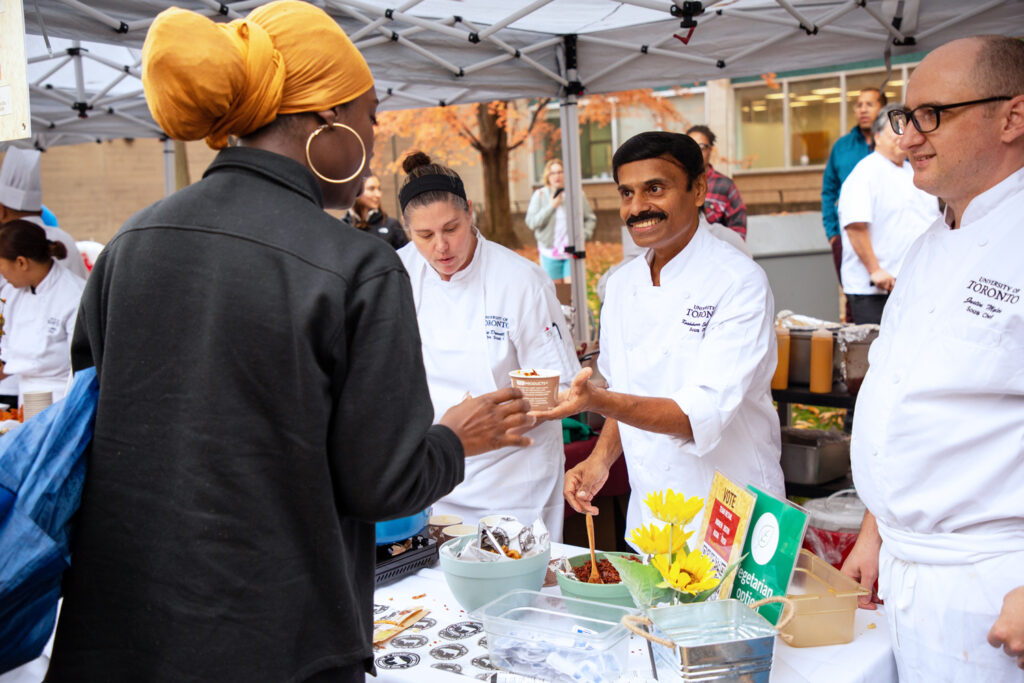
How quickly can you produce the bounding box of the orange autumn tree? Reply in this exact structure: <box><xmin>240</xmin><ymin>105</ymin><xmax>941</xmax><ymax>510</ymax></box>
<box><xmin>376</xmin><ymin>89</ymin><xmax>691</xmax><ymax>248</ymax></box>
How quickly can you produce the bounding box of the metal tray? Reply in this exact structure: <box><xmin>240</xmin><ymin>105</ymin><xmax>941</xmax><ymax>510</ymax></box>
<box><xmin>780</xmin><ymin>429</ymin><xmax>850</xmax><ymax>485</ymax></box>
<box><xmin>646</xmin><ymin>600</ymin><xmax>777</xmax><ymax>681</ymax></box>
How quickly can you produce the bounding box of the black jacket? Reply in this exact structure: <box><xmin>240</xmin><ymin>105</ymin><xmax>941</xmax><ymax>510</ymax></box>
<box><xmin>343</xmin><ymin>209</ymin><xmax>408</xmax><ymax>249</ymax></box>
<box><xmin>49</xmin><ymin>147</ymin><xmax>463</xmax><ymax>682</ymax></box>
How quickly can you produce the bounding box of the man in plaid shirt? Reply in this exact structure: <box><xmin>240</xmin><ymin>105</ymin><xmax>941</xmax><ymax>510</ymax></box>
<box><xmin>687</xmin><ymin>125</ymin><xmax>747</xmax><ymax>240</ymax></box>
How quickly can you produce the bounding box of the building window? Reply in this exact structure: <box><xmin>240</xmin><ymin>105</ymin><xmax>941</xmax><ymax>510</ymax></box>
<box><xmin>735</xmin><ymin>66</ymin><xmax>910</xmax><ymax>171</ymax></box>
<box><xmin>736</xmin><ymin>84</ymin><xmax>785</xmax><ymax>169</ymax></box>
<box><xmin>789</xmin><ymin>76</ymin><xmax>841</xmax><ymax>167</ymax></box>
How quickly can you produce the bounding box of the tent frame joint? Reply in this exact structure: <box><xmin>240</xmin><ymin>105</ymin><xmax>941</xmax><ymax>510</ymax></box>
<box><xmin>671</xmin><ymin>1</ymin><xmax>704</xmax><ymax>29</ymax></box>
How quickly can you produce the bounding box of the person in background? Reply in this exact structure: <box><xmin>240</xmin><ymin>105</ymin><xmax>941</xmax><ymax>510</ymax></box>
<box><xmin>837</xmin><ymin>104</ymin><xmax>940</xmax><ymax>323</ymax></box>
<box><xmin>821</xmin><ymin>88</ymin><xmax>886</xmax><ymax>318</ymax></box>
<box><xmin>0</xmin><ymin>220</ymin><xmax>85</xmax><ymax>405</ymax></box>
<box><xmin>841</xmin><ymin>35</ymin><xmax>1024</xmax><ymax>679</ymax></box>
<box><xmin>525</xmin><ymin>158</ymin><xmax>596</xmax><ymax>284</ymax></box>
<box><xmin>0</xmin><ymin>148</ymin><xmax>89</xmax><ymax>406</ymax></box>
<box><xmin>397</xmin><ymin>151</ymin><xmax>580</xmax><ymax>540</ymax></box>
<box><xmin>0</xmin><ymin>148</ymin><xmax>88</xmax><ymax>280</ymax></box>
<box><xmin>534</xmin><ymin>132</ymin><xmax>784</xmax><ymax>541</ymax></box>
<box><xmin>686</xmin><ymin>124</ymin><xmax>747</xmax><ymax>240</ymax></box>
<box><xmin>47</xmin><ymin>3</ymin><xmax>532</xmax><ymax>681</ymax></box>
<box><xmin>342</xmin><ymin>171</ymin><xmax>407</xmax><ymax>249</ymax></box>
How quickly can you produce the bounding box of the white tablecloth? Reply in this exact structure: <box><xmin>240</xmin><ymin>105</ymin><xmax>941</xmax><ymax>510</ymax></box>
<box><xmin>369</xmin><ymin>543</ymin><xmax>897</xmax><ymax>682</ymax></box>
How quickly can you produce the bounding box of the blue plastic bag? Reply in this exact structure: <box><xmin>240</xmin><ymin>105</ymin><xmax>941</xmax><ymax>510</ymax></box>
<box><xmin>0</xmin><ymin>368</ymin><xmax>98</xmax><ymax>673</ymax></box>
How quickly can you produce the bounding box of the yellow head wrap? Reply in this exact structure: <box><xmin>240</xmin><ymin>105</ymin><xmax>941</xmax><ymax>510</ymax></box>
<box><xmin>142</xmin><ymin>1</ymin><xmax>374</xmax><ymax>149</ymax></box>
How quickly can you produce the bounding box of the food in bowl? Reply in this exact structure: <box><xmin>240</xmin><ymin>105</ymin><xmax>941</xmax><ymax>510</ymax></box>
<box><xmin>571</xmin><ymin>557</ymin><xmax>636</xmax><ymax>584</ymax></box>
<box><xmin>556</xmin><ymin>552</ymin><xmax>641</xmax><ymax>608</ymax></box>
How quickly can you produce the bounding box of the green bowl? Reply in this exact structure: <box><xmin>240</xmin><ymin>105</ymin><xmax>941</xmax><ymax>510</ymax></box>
<box><xmin>556</xmin><ymin>552</ymin><xmax>639</xmax><ymax>608</ymax></box>
<box><xmin>438</xmin><ymin>535</ymin><xmax>551</xmax><ymax>614</ymax></box>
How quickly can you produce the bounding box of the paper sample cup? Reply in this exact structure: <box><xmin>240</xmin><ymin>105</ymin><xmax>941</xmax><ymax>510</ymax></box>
<box><xmin>508</xmin><ymin>369</ymin><xmax>559</xmax><ymax>410</ymax></box>
<box><xmin>429</xmin><ymin>514</ymin><xmax>463</xmax><ymax>542</ymax></box>
<box><xmin>22</xmin><ymin>391</ymin><xmax>53</xmax><ymax>421</ymax></box>
<box><xmin>441</xmin><ymin>524</ymin><xmax>478</xmax><ymax>544</ymax></box>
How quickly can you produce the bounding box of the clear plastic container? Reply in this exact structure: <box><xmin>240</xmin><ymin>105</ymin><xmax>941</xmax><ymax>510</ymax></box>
<box><xmin>781</xmin><ymin>550</ymin><xmax>869</xmax><ymax>647</ymax></box>
<box><xmin>477</xmin><ymin>589</ymin><xmax>638</xmax><ymax>682</ymax></box>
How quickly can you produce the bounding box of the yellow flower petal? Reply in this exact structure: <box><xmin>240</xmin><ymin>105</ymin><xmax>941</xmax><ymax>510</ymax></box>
<box><xmin>651</xmin><ymin>549</ymin><xmax>721</xmax><ymax>595</ymax></box>
<box><xmin>644</xmin><ymin>489</ymin><xmax>705</xmax><ymax>526</ymax></box>
<box><xmin>629</xmin><ymin>523</ymin><xmax>692</xmax><ymax>555</ymax></box>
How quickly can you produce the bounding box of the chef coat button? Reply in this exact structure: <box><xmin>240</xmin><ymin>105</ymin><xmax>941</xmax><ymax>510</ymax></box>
<box><xmin>928</xmin><ymin>306</ymin><xmax>935</xmax><ymax>314</ymax></box>
<box><xmin>662</xmin><ymin>463</ymin><xmax>671</xmax><ymax>472</ymax></box>
<box><xmin>978</xmin><ymin>239</ymin><xmax>988</xmax><ymax>247</ymax></box>
<box><xmin>872</xmin><ymin>448</ymin><xmax>879</xmax><ymax>457</ymax></box>
<box><xmin>892</xmin><ymin>374</ymin><xmax>901</xmax><ymax>384</ymax></box>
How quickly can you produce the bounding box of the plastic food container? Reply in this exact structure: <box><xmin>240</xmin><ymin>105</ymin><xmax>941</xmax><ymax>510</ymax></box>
<box><xmin>477</xmin><ymin>589</ymin><xmax>638</xmax><ymax>682</ymax></box>
<box><xmin>781</xmin><ymin>549</ymin><xmax>869</xmax><ymax>647</ymax></box>
<box><xmin>801</xmin><ymin>489</ymin><xmax>867</xmax><ymax>568</ymax></box>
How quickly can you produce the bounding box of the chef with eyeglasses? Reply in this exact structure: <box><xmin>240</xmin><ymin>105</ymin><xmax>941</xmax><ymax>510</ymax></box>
<box><xmin>841</xmin><ymin>35</ymin><xmax>1024</xmax><ymax>679</ymax></box>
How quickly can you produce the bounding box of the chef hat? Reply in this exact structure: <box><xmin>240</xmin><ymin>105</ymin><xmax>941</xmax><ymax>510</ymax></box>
<box><xmin>142</xmin><ymin>0</ymin><xmax>374</xmax><ymax>149</ymax></box>
<box><xmin>0</xmin><ymin>147</ymin><xmax>43</xmax><ymax>212</ymax></box>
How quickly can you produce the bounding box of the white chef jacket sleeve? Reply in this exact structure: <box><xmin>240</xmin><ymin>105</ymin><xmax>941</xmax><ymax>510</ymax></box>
<box><xmin>669</xmin><ymin>266</ymin><xmax>775</xmax><ymax>455</ymax></box>
<box><xmin>511</xmin><ymin>276</ymin><xmax>580</xmax><ymax>390</ymax></box>
<box><xmin>837</xmin><ymin>160</ymin><xmax>874</xmax><ymax>230</ymax></box>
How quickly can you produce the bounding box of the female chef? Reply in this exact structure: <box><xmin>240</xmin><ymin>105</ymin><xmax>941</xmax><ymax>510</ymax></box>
<box><xmin>397</xmin><ymin>151</ymin><xmax>581</xmax><ymax>540</ymax></box>
<box><xmin>0</xmin><ymin>219</ymin><xmax>86</xmax><ymax>404</ymax></box>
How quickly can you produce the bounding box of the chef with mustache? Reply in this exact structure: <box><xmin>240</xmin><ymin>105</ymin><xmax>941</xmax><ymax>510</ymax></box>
<box><xmin>533</xmin><ymin>131</ymin><xmax>784</xmax><ymax>539</ymax></box>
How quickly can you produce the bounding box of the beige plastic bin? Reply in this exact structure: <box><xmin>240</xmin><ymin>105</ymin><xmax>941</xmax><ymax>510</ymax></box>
<box><xmin>781</xmin><ymin>549</ymin><xmax>869</xmax><ymax>647</ymax></box>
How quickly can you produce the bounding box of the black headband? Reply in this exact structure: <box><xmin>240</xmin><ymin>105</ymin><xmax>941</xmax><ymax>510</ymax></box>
<box><xmin>399</xmin><ymin>173</ymin><xmax>467</xmax><ymax>212</ymax></box>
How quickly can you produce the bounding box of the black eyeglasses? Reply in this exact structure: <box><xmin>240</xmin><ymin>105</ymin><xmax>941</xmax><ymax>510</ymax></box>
<box><xmin>695</xmin><ymin>142</ymin><xmax>712</xmax><ymax>151</ymax></box>
<box><xmin>888</xmin><ymin>96</ymin><xmax>1013</xmax><ymax>135</ymax></box>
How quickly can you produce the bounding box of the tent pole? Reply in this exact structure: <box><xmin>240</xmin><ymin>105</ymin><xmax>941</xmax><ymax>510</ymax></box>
<box><xmin>162</xmin><ymin>139</ymin><xmax>175</xmax><ymax>196</ymax></box>
<box><xmin>560</xmin><ymin>35</ymin><xmax>590</xmax><ymax>345</ymax></box>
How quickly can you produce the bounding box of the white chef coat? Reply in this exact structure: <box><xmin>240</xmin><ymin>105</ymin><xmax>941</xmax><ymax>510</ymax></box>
<box><xmin>398</xmin><ymin>233</ymin><xmax>581</xmax><ymax>540</ymax></box>
<box><xmin>0</xmin><ymin>260</ymin><xmax>86</xmax><ymax>404</ymax></box>
<box><xmin>838</xmin><ymin>152</ymin><xmax>939</xmax><ymax>295</ymax></box>
<box><xmin>851</xmin><ymin>167</ymin><xmax>1024</xmax><ymax>680</ymax></box>
<box><xmin>599</xmin><ymin>217</ymin><xmax>785</xmax><ymax>538</ymax></box>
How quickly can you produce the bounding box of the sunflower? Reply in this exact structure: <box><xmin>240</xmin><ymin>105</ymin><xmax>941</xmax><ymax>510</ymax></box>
<box><xmin>643</xmin><ymin>490</ymin><xmax>704</xmax><ymax>526</ymax></box>
<box><xmin>629</xmin><ymin>523</ymin><xmax>692</xmax><ymax>556</ymax></box>
<box><xmin>651</xmin><ymin>549</ymin><xmax>720</xmax><ymax>595</ymax></box>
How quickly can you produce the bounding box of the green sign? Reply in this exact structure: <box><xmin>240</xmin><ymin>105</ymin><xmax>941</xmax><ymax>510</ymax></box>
<box><xmin>730</xmin><ymin>486</ymin><xmax>808</xmax><ymax>625</ymax></box>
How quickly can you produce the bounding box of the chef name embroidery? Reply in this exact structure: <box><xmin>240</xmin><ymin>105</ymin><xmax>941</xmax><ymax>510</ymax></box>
<box><xmin>484</xmin><ymin>315</ymin><xmax>509</xmax><ymax>341</ymax></box>
<box><xmin>963</xmin><ymin>276</ymin><xmax>1020</xmax><ymax>320</ymax></box>
<box><xmin>682</xmin><ymin>304</ymin><xmax>716</xmax><ymax>334</ymax></box>
<box><xmin>46</xmin><ymin>316</ymin><xmax>61</xmax><ymax>335</ymax></box>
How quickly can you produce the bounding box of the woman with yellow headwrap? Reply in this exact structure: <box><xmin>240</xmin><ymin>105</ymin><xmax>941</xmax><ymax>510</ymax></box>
<box><xmin>45</xmin><ymin>3</ymin><xmax>531</xmax><ymax>681</ymax></box>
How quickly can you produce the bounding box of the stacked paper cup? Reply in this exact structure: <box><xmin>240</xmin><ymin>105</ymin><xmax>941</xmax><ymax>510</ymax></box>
<box><xmin>22</xmin><ymin>391</ymin><xmax>53</xmax><ymax>421</ymax></box>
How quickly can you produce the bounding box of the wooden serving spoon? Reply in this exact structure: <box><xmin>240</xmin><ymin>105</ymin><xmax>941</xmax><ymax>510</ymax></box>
<box><xmin>585</xmin><ymin>513</ymin><xmax>603</xmax><ymax>584</ymax></box>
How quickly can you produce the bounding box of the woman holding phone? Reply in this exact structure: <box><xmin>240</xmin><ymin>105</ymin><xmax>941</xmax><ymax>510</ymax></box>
<box><xmin>525</xmin><ymin>159</ymin><xmax>596</xmax><ymax>283</ymax></box>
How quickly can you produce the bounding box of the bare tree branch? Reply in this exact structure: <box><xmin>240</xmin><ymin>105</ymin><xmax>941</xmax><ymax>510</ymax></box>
<box><xmin>509</xmin><ymin>97</ymin><xmax>552</xmax><ymax>151</ymax></box>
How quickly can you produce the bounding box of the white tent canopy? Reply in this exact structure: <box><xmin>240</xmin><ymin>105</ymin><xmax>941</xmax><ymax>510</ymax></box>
<box><xmin>22</xmin><ymin>0</ymin><xmax>1024</xmax><ymax>111</ymax></box>
<box><xmin>13</xmin><ymin>0</ymin><xmax>1024</xmax><ymax>338</ymax></box>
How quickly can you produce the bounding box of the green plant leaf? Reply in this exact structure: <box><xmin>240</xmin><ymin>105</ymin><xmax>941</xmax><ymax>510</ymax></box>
<box><xmin>606</xmin><ymin>555</ymin><xmax>674</xmax><ymax>609</ymax></box>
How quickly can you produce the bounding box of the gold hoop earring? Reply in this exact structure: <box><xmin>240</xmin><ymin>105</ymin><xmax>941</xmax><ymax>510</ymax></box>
<box><xmin>305</xmin><ymin>122</ymin><xmax>366</xmax><ymax>184</ymax></box>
